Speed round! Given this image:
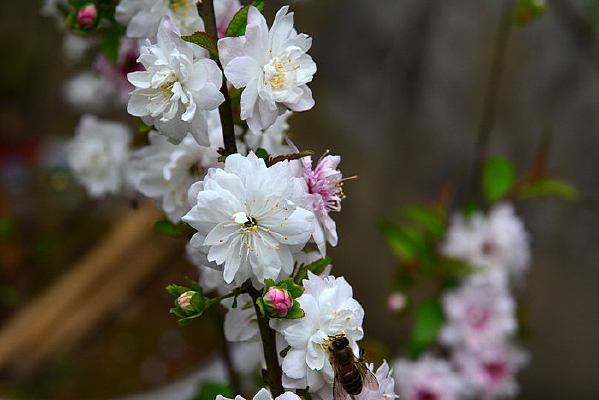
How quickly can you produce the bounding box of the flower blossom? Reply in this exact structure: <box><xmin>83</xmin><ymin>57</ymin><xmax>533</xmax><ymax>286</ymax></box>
<box><xmin>439</xmin><ymin>281</ymin><xmax>517</xmax><ymax>351</ymax></box>
<box><xmin>95</xmin><ymin>37</ymin><xmax>144</xmax><ymax>103</ymax></box>
<box><xmin>440</xmin><ymin>202</ymin><xmax>530</xmax><ymax>286</ymax></box>
<box><xmin>130</xmin><ymin>129</ymin><xmax>220</xmax><ymax>222</ymax></box>
<box><xmin>356</xmin><ymin>360</ymin><xmax>398</xmax><ymax>400</ymax></box>
<box><xmin>182</xmin><ymin>152</ymin><xmax>314</xmax><ymax>288</ymax></box>
<box><xmin>393</xmin><ymin>355</ymin><xmax>467</xmax><ymax>400</ymax></box>
<box><xmin>292</xmin><ymin>151</ymin><xmax>349</xmax><ymax>256</ymax></box>
<box><xmin>116</xmin><ymin>0</ymin><xmax>240</xmax><ymax>39</ymax></box>
<box><xmin>127</xmin><ymin>17</ymin><xmax>224</xmax><ymax>146</ymax></box>
<box><xmin>245</xmin><ymin>111</ymin><xmax>295</xmax><ymax>156</ymax></box>
<box><xmin>66</xmin><ymin>114</ymin><xmax>131</xmax><ymax>198</ymax></box>
<box><xmin>217</xmin><ymin>388</ymin><xmax>301</xmax><ymax>400</ymax></box>
<box><xmin>453</xmin><ymin>343</ymin><xmax>529</xmax><ymax>400</ymax></box>
<box><xmin>271</xmin><ymin>272</ymin><xmax>364</xmax><ymax>398</ymax></box>
<box><xmin>218</xmin><ymin>6</ymin><xmax>316</xmax><ymax>132</ymax></box>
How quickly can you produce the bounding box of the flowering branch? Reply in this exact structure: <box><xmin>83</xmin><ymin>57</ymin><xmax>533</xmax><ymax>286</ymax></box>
<box><xmin>247</xmin><ymin>285</ymin><xmax>285</xmax><ymax>397</ymax></box>
<box><xmin>470</xmin><ymin>0</ymin><xmax>515</xmax><ymax>206</ymax></box>
<box><xmin>197</xmin><ymin>0</ymin><xmax>238</xmax><ymax>156</ymax></box>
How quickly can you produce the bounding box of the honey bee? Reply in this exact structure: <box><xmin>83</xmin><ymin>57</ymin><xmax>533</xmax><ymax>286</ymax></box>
<box><xmin>328</xmin><ymin>334</ymin><xmax>379</xmax><ymax>400</ymax></box>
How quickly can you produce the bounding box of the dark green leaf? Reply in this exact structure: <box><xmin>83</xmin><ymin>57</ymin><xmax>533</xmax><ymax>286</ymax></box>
<box><xmin>462</xmin><ymin>200</ymin><xmax>480</xmax><ymax>217</ymax></box>
<box><xmin>181</xmin><ymin>31</ymin><xmax>218</xmax><ymax>58</ymax></box>
<box><xmin>225</xmin><ymin>0</ymin><xmax>264</xmax><ymax>37</ymax></box>
<box><xmin>408</xmin><ymin>300</ymin><xmax>444</xmax><ymax>358</ymax></box>
<box><xmin>268</xmin><ymin>150</ymin><xmax>315</xmax><ymax>167</ymax></box>
<box><xmin>378</xmin><ymin>223</ymin><xmax>424</xmax><ymax>262</ymax></box>
<box><xmin>153</xmin><ymin>219</ymin><xmax>197</xmax><ymax>236</ymax></box>
<box><xmin>518</xmin><ymin>178</ymin><xmax>579</xmax><ymax>201</ymax></box>
<box><xmin>166</xmin><ymin>284</ymin><xmax>188</xmax><ymax>298</ymax></box>
<box><xmin>255</xmin><ymin>147</ymin><xmax>269</xmax><ymax>161</ymax></box>
<box><xmin>483</xmin><ymin>157</ymin><xmax>516</xmax><ymax>204</ymax></box>
<box><xmin>294</xmin><ymin>256</ymin><xmax>331</xmax><ymax>284</ymax></box>
<box><xmin>513</xmin><ymin>0</ymin><xmax>547</xmax><ymax>26</ymax></box>
<box><xmin>99</xmin><ymin>29</ymin><xmax>120</xmax><ymax>63</ymax></box>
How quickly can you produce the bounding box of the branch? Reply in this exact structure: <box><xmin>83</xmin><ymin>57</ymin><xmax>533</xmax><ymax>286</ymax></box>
<box><xmin>197</xmin><ymin>0</ymin><xmax>238</xmax><ymax>156</ymax></box>
<box><xmin>470</xmin><ymin>0</ymin><xmax>516</xmax><ymax>206</ymax></box>
<box><xmin>248</xmin><ymin>286</ymin><xmax>285</xmax><ymax>397</ymax></box>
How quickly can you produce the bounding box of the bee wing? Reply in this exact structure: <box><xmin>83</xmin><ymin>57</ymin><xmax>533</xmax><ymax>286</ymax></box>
<box><xmin>333</xmin><ymin>372</ymin><xmax>350</xmax><ymax>400</ymax></box>
<box><xmin>357</xmin><ymin>362</ymin><xmax>379</xmax><ymax>392</ymax></box>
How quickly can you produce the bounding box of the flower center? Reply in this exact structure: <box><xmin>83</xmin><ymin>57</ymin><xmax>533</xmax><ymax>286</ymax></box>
<box><xmin>416</xmin><ymin>389</ymin><xmax>438</xmax><ymax>400</ymax></box>
<box><xmin>466</xmin><ymin>305</ymin><xmax>490</xmax><ymax>330</ymax></box>
<box><xmin>483</xmin><ymin>361</ymin><xmax>507</xmax><ymax>384</ymax></box>
<box><xmin>167</xmin><ymin>0</ymin><xmax>193</xmax><ymax>15</ymax></box>
<box><xmin>264</xmin><ymin>55</ymin><xmax>300</xmax><ymax>90</ymax></box>
<box><xmin>234</xmin><ymin>211</ymin><xmax>258</xmax><ymax>233</ymax></box>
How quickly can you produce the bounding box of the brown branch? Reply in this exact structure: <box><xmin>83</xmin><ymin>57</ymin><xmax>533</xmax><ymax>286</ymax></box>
<box><xmin>197</xmin><ymin>0</ymin><xmax>238</xmax><ymax>156</ymax></box>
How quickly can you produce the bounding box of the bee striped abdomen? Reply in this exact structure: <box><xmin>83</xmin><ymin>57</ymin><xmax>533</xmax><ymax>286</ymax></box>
<box><xmin>341</xmin><ymin>366</ymin><xmax>363</xmax><ymax>395</ymax></box>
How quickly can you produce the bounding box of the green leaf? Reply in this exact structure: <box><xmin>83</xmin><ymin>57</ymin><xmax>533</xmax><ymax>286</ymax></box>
<box><xmin>225</xmin><ymin>0</ymin><xmax>264</xmax><ymax>37</ymax></box>
<box><xmin>195</xmin><ymin>382</ymin><xmax>235</xmax><ymax>400</ymax></box>
<box><xmin>378</xmin><ymin>223</ymin><xmax>424</xmax><ymax>262</ymax></box>
<box><xmin>483</xmin><ymin>157</ymin><xmax>516</xmax><ymax>204</ymax></box>
<box><xmin>255</xmin><ymin>296</ymin><xmax>266</xmax><ymax>317</ymax></box>
<box><xmin>0</xmin><ymin>216</ymin><xmax>16</xmax><ymax>240</ymax></box>
<box><xmin>283</xmin><ymin>300</ymin><xmax>305</xmax><ymax>319</ymax></box>
<box><xmin>268</xmin><ymin>150</ymin><xmax>315</xmax><ymax>167</ymax></box>
<box><xmin>165</xmin><ymin>284</ymin><xmax>188</xmax><ymax>298</ymax></box>
<box><xmin>408</xmin><ymin>300</ymin><xmax>444</xmax><ymax>358</ymax></box>
<box><xmin>98</xmin><ymin>29</ymin><xmax>120</xmax><ymax>63</ymax></box>
<box><xmin>518</xmin><ymin>178</ymin><xmax>579</xmax><ymax>201</ymax></box>
<box><xmin>294</xmin><ymin>256</ymin><xmax>331</xmax><ymax>284</ymax></box>
<box><xmin>462</xmin><ymin>200</ymin><xmax>480</xmax><ymax>217</ymax></box>
<box><xmin>255</xmin><ymin>147</ymin><xmax>269</xmax><ymax>162</ymax></box>
<box><xmin>153</xmin><ymin>219</ymin><xmax>197</xmax><ymax>236</ymax></box>
<box><xmin>402</xmin><ymin>206</ymin><xmax>444</xmax><ymax>237</ymax></box>
<box><xmin>181</xmin><ymin>31</ymin><xmax>218</xmax><ymax>58</ymax></box>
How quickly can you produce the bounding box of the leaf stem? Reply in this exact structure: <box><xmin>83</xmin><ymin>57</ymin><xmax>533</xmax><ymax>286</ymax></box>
<box><xmin>197</xmin><ymin>0</ymin><xmax>238</xmax><ymax>156</ymax></box>
<box><xmin>247</xmin><ymin>286</ymin><xmax>285</xmax><ymax>396</ymax></box>
<box><xmin>470</xmin><ymin>0</ymin><xmax>515</xmax><ymax>207</ymax></box>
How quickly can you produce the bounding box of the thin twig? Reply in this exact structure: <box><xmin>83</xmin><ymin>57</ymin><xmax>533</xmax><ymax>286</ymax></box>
<box><xmin>470</xmin><ymin>0</ymin><xmax>516</xmax><ymax>206</ymax></box>
<box><xmin>197</xmin><ymin>0</ymin><xmax>238</xmax><ymax>156</ymax></box>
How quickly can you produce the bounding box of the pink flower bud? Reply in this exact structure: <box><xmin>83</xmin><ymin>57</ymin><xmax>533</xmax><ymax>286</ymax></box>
<box><xmin>263</xmin><ymin>286</ymin><xmax>293</xmax><ymax>317</ymax></box>
<box><xmin>387</xmin><ymin>292</ymin><xmax>407</xmax><ymax>313</ymax></box>
<box><xmin>76</xmin><ymin>4</ymin><xmax>97</xmax><ymax>28</ymax></box>
<box><xmin>177</xmin><ymin>291</ymin><xmax>195</xmax><ymax>311</ymax></box>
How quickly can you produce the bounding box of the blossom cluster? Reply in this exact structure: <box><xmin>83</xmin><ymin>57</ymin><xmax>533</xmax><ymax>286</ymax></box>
<box><xmin>392</xmin><ymin>203</ymin><xmax>530</xmax><ymax>400</ymax></box>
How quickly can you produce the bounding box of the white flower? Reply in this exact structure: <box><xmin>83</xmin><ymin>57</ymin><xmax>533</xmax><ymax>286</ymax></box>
<box><xmin>63</xmin><ymin>72</ymin><xmax>115</xmax><ymax>112</ymax></box>
<box><xmin>393</xmin><ymin>355</ymin><xmax>467</xmax><ymax>400</ymax></box>
<box><xmin>218</xmin><ymin>6</ymin><xmax>316</xmax><ymax>132</ymax></box>
<box><xmin>66</xmin><ymin>115</ymin><xmax>131</xmax><ymax>198</ymax></box>
<box><xmin>356</xmin><ymin>360</ymin><xmax>399</xmax><ymax>400</ymax></box>
<box><xmin>127</xmin><ymin>17</ymin><xmax>224</xmax><ymax>146</ymax></box>
<box><xmin>453</xmin><ymin>343</ymin><xmax>529</xmax><ymax>400</ymax></box>
<box><xmin>439</xmin><ymin>281</ymin><xmax>517</xmax><ymax>351</ymax></box>
<box><xmin>217</xmin><ymin>388</ymin><xmax>301</xmax><ymax>400</ymax></box>
<box><xmin>440</xmin><ymin>202</ymin><xmax>530</xmax><ymax>286</ymax></box>
<box><xmin>271</xmin><ymin>272</ymin><xmax>364</xmax><ymax>398</ymax></box>
<box><xmin>245</xmin><ymin>111</ymin><xmax>294</xmax><ymax>156</ymax></box>
<box><xmin>182</xmin><ymin>152</ymin><xmax>314</xmax><ymax>288</ymax></box>
<box><xmin>116</xmin><ymin>0</ymin><xmax>203</xmax><ymax>39</ymax></box>
<box><xmin>223</xmin><ymin>293</ymin><xmax>259</xmax><ymax>342</ymax></box>
<box><xmin>130</xmin><ymin>129</ymin><xmax>219</xmax><ymax>222</ymax></box>
<box><xmin>292</xmin><ymin>151</ymin><xmax>348</xmax><ymax>256</ymax></box>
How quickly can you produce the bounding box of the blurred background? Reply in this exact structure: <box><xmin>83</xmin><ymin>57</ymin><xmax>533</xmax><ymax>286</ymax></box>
<box><xmin>0</xmin><ymin>0</ymin><xmax>597</xmax><ymax>398</ymax></box>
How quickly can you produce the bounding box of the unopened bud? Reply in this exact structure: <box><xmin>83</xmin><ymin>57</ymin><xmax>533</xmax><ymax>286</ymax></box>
<box><xmin>76</xmin><ymin>4</ymin><xmax>97</xmax><ymax>28</ymax></box>
<box><xmin>263</xmin><ymin>286</ymin><xmax>293</xmax><ymax>317</ymax></box>
<box><xmin>387</xmin><ymin>292</ymin><xmax>407</xmax><ymax>313</ymax></box>
<box><xmin>177</xmin><ymin>291</ymin><xmax>196</xmax><ymax>313</ymax></box>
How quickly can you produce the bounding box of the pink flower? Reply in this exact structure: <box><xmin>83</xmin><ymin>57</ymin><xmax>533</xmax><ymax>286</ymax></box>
<box><xmin>264</xmin><ymin>286</ymin><xmax>293</xmax><ymax>317</ymax></box>
<box><xmin>76</xmin><ymin>4</ymin><xmax>97</xmax><ymax>27</ymax></box>
<box><xmin>177</xmin><ymin>291</ymin><xmax>195</xmax><ymax>311</ymax></box>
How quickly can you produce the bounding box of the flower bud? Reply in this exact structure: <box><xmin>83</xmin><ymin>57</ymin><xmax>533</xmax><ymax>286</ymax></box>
<box><xmin>387</xmin><ymin>291</ymin><xmax>407</xmax><ymax>313</ymax></box>
<box><xmin>177</xmin><ymin>291</ymin><xmax>196</xmax><ymax>313</ymax></box>
<box><xmin>76</xmin><ymin>4</ymin><xmax>97</xmax><ymax>28</ymax></box>
<box><xmin>263</xmin><ymin>286</ymin><xmax>293</xmax><ymax>317</ymax></box>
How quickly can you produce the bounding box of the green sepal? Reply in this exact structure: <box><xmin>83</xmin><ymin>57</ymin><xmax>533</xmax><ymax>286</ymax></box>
<box><xmin>165</xmin><ymin>284</ymin><xmax>188</xmax><ymax>298</ymax></box>
<box><xmin>153</xmin><ymin>219</ymin><xmax>197</xmax><ymax>236</ymax></box>
<box><xmin>225</xmin><ymin>0</ymin><xmax>264</xmax><ymax>38</ymax></box>
<box><xmin>66</xmin><ymin>9</ymin><xmax>102</xmax><ymax>35</ymax></box>
<box><xmin>184</xmin><ymin>277</ymin><xmax>204</xmax><ymax>295</ymax></box>
<box><xmin>517</xmin><ymin>178</ymin><xmax>578</xmax><ymax>201</ymax></box>
<box><xmin>277</xmin><ymin>277</ymin><xmax>304</xmax><ymax>299</ymax></box>
<box><xmin>218</xmin><ymin>155</ymin><xmax>228</xmax><ymax>163</ymax></box>
<box><xmin>68</xmin><ymin>0</ymin><xmax>91</xmax><ymax>7</ymax></box>
<box><xmin>177</xmin><ymin>312</ymin><xmax>203</xmax><ymax>326</ymax></box>
<box><xmin>279</xmin><ymin>345</ymin><xmax>291</xmax><ymax>358</ymax></box>
<box><xmin>483</xmin><ymin>157</ymin><xmax>516</xmax><ymax>204</ymax></box>
<box><xmin>283</xmin><ymin>300</ymin><xmax>305</xmax><ymax>320</ymax></box>
<box><xmin>170</xmin><ymin>307</ymin><xmax>187</xmax><ymax>319</ymax></box>
<box><xmin>294</xmin><ymin>256</ymin><xmax>331</xmax><ymax>285</ymax></box>
<box><xmin>408</xmin><ymin>300</ymin><xmax>444</xmax><ymax>358</ymax></box>
<box><xmin>181</xmin><ymin>31</ymin><xmax>218</xmax><ymax>59</ymax></box>
<box><xmin>255</xmin><ymin>296</ymin><xmax>266</xmax><ymax>317</ymax></box>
